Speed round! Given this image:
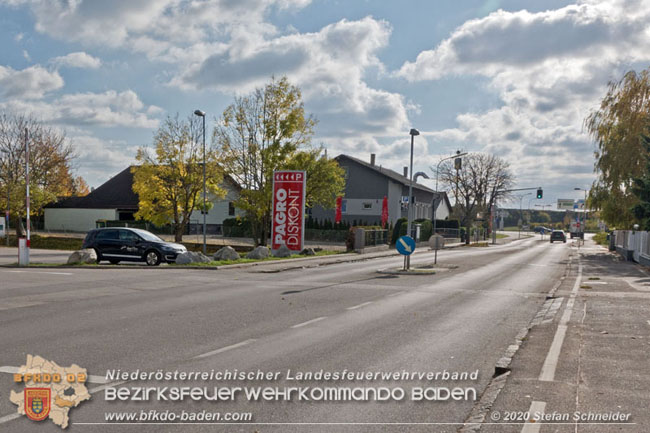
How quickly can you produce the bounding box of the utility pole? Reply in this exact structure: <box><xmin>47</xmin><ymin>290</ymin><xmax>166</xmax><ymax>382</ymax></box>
<box><xmin>406</xmin><ymin>128</ymin><xmax>419</xmax><ymax>270</ymax></box>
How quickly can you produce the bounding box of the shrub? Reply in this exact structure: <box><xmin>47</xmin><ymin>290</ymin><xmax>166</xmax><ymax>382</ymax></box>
<box><xmin>391</xmin><ymin>217</ymin><xmax>407</xmax><ymax>244</ymax></box>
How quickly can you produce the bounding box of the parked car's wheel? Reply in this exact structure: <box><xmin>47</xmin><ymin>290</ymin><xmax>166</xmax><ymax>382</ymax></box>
<box><xmin>109</xmin><ymin>259</ymin><xmax>120</xmax><ymax>265</ymax></box>
<box><xmin>145</xmin><ymin>250</ymin><xmax>161</xmax><ymax>266</ymax></box>
<box><xmin>550</xmin><ymin>240</ymin><xmax>553</xmax><ymax>243</ymax></box>
<box><xmin>92</xmin><ymin>248</ymin><xmax>102</xmax><ymax>264</ymax></box>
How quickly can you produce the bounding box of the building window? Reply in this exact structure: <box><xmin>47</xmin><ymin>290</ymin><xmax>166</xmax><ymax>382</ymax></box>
<box><xmin>341</xmin><ymin>199</ymin><xmax>347</xmax><ymax>214</ymax></box>
<box><xmin>363</xmin><ymin>202</ymin><xmax>372</xmax><ymax>210</ymax></box>
<box><xmin>228</xmin><ymin>202</ymin><xmax>235</xmax><ymax>216</ymax></box>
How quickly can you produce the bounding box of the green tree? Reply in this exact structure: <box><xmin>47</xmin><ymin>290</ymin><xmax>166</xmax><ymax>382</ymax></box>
<box><xmin>437</xmin><ymin>153</ymin><xmax>515</xmax><ymax>244</ymax></box>
<box><xmin>631</xmin><ymin>135</ymin><xmax>650</xmax><ymax>230</ymax></box>
<box><xmin>586</xmin><ymin>69</ymin><xmax>650</xmax><ymax>227</ymax></box>
<box><xmin>214</xmin><ymin>76</ymin><xmax>344</xmax><ymax>245</ymax></box>
<box><xmin>0</xmin><ymin>112</ymin><xmax>80</xmax><ymax>235</ymax></box>
<box><xmin>133</xmin><ymin>114</ymin><xmax>225</xmax><ymax>242</ymax></box>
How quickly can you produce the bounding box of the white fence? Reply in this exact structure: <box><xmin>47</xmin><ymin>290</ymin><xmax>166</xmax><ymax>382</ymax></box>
<box><xmin>613</xmin><ymin>230</ymin><xmax>650</xmax><ymax>264</ymax></box>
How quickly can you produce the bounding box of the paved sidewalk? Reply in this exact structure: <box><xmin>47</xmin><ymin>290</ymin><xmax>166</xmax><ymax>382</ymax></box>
<box><xmin>480</xmin><ymin>239</ymin><xmax>650</xmax><ymax>432</ymax></box>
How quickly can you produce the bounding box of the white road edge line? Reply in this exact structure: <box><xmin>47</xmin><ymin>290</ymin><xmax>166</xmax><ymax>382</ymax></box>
<box><xmin>539</xmin><ymin>259</ymin><xmax>582</xmax><ymax>382</ymax></box>
<box><xmin>4</xmin><ymin>270</ymin><xmax>73</xmax><ymax>275</ymax></box>
<box><xmin>0</xmin><ymin>366</ymin><xmax>107</xmax><ymax>384</ymax></box>
<box><xmin>347</xmin><ymin>301</ymin><xmax>373</xmax><ymax>310</ymax></box>
<box><xmin>193</xmin><ymin>339</ymin><xmax>257</xmax><ymax>359</ymax></box>
<box><xmin>291</xmin><ymin>316</ymin><xmax>327</xmax><ymax>329</ymax></box>
<box><xmin>521</xmin><ymin>401</ymin><xmax>546</xmax><ymax>433</ymax></box>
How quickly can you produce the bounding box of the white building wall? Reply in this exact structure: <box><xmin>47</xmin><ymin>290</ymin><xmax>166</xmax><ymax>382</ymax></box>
<box><xmin>44</xmin><ymin>208</ymin><xmax>117</xmax><ymax>232</ymax></box>
<box><xmin>341</xmin><ymin>198</ymin><xmax>382</xmax><ymax>217</ymax></box>
<box><xmin>387</xmin><ymin>180</ymin><xmax>403</xmax><ymax>225</ymax></box>
<box><xmin>435</xmin><ymin>200</ymin><xmax>451</xmax><ymax>220</ymax></box>
<box><xmin>188</xmin><ymin>185</ymin><xmax>243</xmax><ymax>225</ymax></box>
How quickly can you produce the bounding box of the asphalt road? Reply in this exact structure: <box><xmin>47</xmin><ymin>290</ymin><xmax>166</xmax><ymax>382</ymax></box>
<box><xmin>0</xmin><ymin>235</ymin><xmax>573</xmax><ymax>432</ymax></box>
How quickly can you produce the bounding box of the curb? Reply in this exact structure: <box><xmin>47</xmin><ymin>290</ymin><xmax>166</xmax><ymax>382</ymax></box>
<box><xmin>0</xmin><ymin>243</ymin><xmax>472</xmax><ymax>271</ymax></box>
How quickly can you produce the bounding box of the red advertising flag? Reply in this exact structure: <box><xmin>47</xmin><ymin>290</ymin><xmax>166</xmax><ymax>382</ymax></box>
<box><xmin>271</xmin><ymin>170</ymin><xmax>306</xmax><ymax>252</ymax></box>
<box><xmin>335</xmin><ymin>196</ymin><xmax>342</xmax><ymax>224</ymax></box>
<box><xmin>381</xmin><ymin>196</ymin><xmax>389</xmax><ymax>229</ymax></box>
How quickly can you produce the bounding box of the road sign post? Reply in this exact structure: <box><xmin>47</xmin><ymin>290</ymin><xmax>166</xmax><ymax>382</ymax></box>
<box><xmin>429</xmin><ymin>234</ymin><xmax>444</xmax><ymax>264</ymax></box>
<box><xmin>396</xmin><ymin>235</ymin><xmax>415</xmax><ymax>270</ymax></box>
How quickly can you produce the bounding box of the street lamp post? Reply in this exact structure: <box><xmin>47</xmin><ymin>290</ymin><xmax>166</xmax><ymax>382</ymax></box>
<box><xmin>518</xmin><ymin>192</ymin><xmax>532</xmax><ymax>238</ymax></box>
<box><xmin>194</xmin><ymin>110</ymin><xmax>207</xmax><ymax>256</ymax></box>
<box><xmin>406</xmin><ymin>128</ymin><xmax>419</xmax><ymax>270</ymax></box>
<box><xmin>432</xmin><ymin>151</ymin><xmax>467</xmax><ymax>239</ymax></box>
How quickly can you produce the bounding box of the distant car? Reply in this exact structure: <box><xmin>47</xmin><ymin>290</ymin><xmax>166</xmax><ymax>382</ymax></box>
<box><xmin>550</xmin><ymin>230</ymin><xmax>567</xmax><ymax>243</ymax></box>
<box><xmin>534</xmin><ymin>226</ymin><xmax>550</xmax><ymax>233</ymax></box>
<box><xmin>82</xmin><ymin>228</ymin><xmax>187</xmax><ymax>266</ymax></box>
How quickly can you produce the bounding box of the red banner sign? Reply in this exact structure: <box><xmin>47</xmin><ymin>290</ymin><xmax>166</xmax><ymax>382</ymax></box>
<box><xmin>335</xmin><ymin>196</ymin><xmax>342</xmax><ymax>224</ymax></box>
<box><xmin>271</xmin><ymin>171</ymin><xmax>306</xmax><ymax>252</ymax></box>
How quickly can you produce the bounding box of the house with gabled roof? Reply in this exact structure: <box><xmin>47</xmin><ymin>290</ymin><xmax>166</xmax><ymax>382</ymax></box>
<box><xmin>310</xmin><ymin>154</ymin><xmax>452</xmax><ymax>227</ymax></box>
<box><xmin>43</xmin><ymin>166</ymin><xmax>241</xmax><ymax>233</ymax></box>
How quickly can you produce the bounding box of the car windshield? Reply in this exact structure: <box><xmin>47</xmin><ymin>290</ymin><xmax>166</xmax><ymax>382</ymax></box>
<box><xmin>133</xmin><ymin>229</ymin><xmax>163</xmax><ymax>242</ymax></box>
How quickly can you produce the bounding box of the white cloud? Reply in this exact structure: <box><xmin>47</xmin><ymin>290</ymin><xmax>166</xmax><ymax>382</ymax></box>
<box><xmin>69</xmin><ymin>133</ymin><xmax>139</xmax><ymax>186</ymax></box>
<box><xmin>1</xmin><ymin>90</ymin><xmax>160</xmax><ymax>128</ymax></box>
<box><xmin>395</xmin><ymin>0</ymin><xmax>650</xmax><ymax>191</ymax></box>
<box><xmin>176</xmin><ymin>17</ymin><xmax>410</xmax><ymax>147</ymax></box>
<box><xmin>51</xmin><ymin>52</ymin><xmax>102</xmax><ymax>69</ymax></box>
<box><xmin>3</xmin><ymin>0</ymin><xmax>311</xmax><ymax>48</ymax></box>
<box><xmin>0</xmin><ymin>64</ymin><xmax>63</xmax><ymax>99</ymax></box>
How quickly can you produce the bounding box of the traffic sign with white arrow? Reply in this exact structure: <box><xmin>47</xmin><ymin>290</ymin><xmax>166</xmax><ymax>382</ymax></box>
<box><xmin>396</xmin><ymin>235</ymin><xmax>416</xmax><ymax>256</ymax></box>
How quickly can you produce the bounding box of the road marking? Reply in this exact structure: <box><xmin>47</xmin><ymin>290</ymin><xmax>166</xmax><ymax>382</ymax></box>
<box><xmin>193</xmin><ymin>339</ymin><xmax>257</xmax><ymax>359</ymax></box>
<box><xmin>347</xmin><ymin>301</ymin><xmax>373</xmax><ymax>310</ymax></box>
<box><xmin>539</xmin><ymin>259</ymin><xmax>582</xmax><ymax>382</ymax></box>
<box><xmin>4</xmin><ymin>270</ymin><xmax>73</xmax><ymax>275</ymax></box>
<box><xmin>521</xmin><ymin>401</ymin><xmax>546</xmax><ymax>433</ymax></box>
<box><xmin>0</xmin><ymin>366</ymin><xmax>108</xmax><ymax>383</ymax></box>
<box><xmin>291</xmin><ymin>316</ymin><xmax>327</xmax><ymax>329</ymax></box>
<box><xmin>387</xmin><ymin>291</ymin><xmax>404</xmax><ymax>297</ymax></box>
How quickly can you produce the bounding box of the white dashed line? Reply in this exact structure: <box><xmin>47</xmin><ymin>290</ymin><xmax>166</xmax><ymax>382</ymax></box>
<box><xmin>291</xmin><ymin>316</ymin><xmax>327</xmax><ymax>329</ymax></box>
<box><xmin>4</xmin><ymin>270</ymin><xmax>73</xmax><ymax>275</ymax></box>
<box><xmin>0</xmin><ymin>413</ymin><xmax>20</xmax><ymax>424</ymax></box>
<box><xmin>193</xmin><ymin>339</ymin><xmax>257</xmax><ymax>359</ymax></box>
<box><xmin>539</xmin><ymin>260</ymin><xmax>582</xmax><ymax>382</ymax></box>
<box><xmin>347</xmin><ymin>301</ymin><xmax>373</xmax><ymax>310</ymax></box>
<box><xmin>520</xmin><ymin>401</ymin><xmax>546</xmax><ymax>433</ymax></box>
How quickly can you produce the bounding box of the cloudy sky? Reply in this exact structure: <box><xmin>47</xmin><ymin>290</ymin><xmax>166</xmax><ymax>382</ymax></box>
<box><xmin>1</xmin><ymin>0</ymin><xmax>648</xmax><ymax>208</ymax></box>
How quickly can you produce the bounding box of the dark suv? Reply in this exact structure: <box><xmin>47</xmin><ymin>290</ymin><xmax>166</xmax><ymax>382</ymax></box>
<box><xmin>82</xmin><ymin>228</ymin><xmax>187</xmax><ymax>266</ymax></box>
<box><xmin>550</xmin><ymin>230</ymin><xmax>567</xmax><ymax>243</ymax></box>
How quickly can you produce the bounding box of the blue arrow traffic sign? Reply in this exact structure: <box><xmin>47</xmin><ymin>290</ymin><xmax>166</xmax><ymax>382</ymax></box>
<box><xmin>396</xmin><ymin>235</ymin><xmax>416</xmax><ymax>256</ymax></box>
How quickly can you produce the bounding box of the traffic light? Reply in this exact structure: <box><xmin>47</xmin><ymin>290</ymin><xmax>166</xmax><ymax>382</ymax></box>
<box><xmin>536</xmin><ymin>188</ymin><xmax>543</xmax><ymax>199</ymax></box>
<box><xmin>454</xmin><ymin>157</ymin><xmax>462</xmax><ymax>170</ymax></box>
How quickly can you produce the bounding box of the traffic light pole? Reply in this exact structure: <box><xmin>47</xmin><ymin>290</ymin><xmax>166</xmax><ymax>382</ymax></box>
<box><xmin>491</xmin><ymin>186</ymin><xmax>543</xmax><ymax>244</ymax></box>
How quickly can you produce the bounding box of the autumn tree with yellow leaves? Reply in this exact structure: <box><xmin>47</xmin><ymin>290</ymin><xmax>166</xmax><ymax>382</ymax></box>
<box><xmin>133</xmin><ymin>114</ymin><xmax>225</xmax><ymax>242</ymax></box>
